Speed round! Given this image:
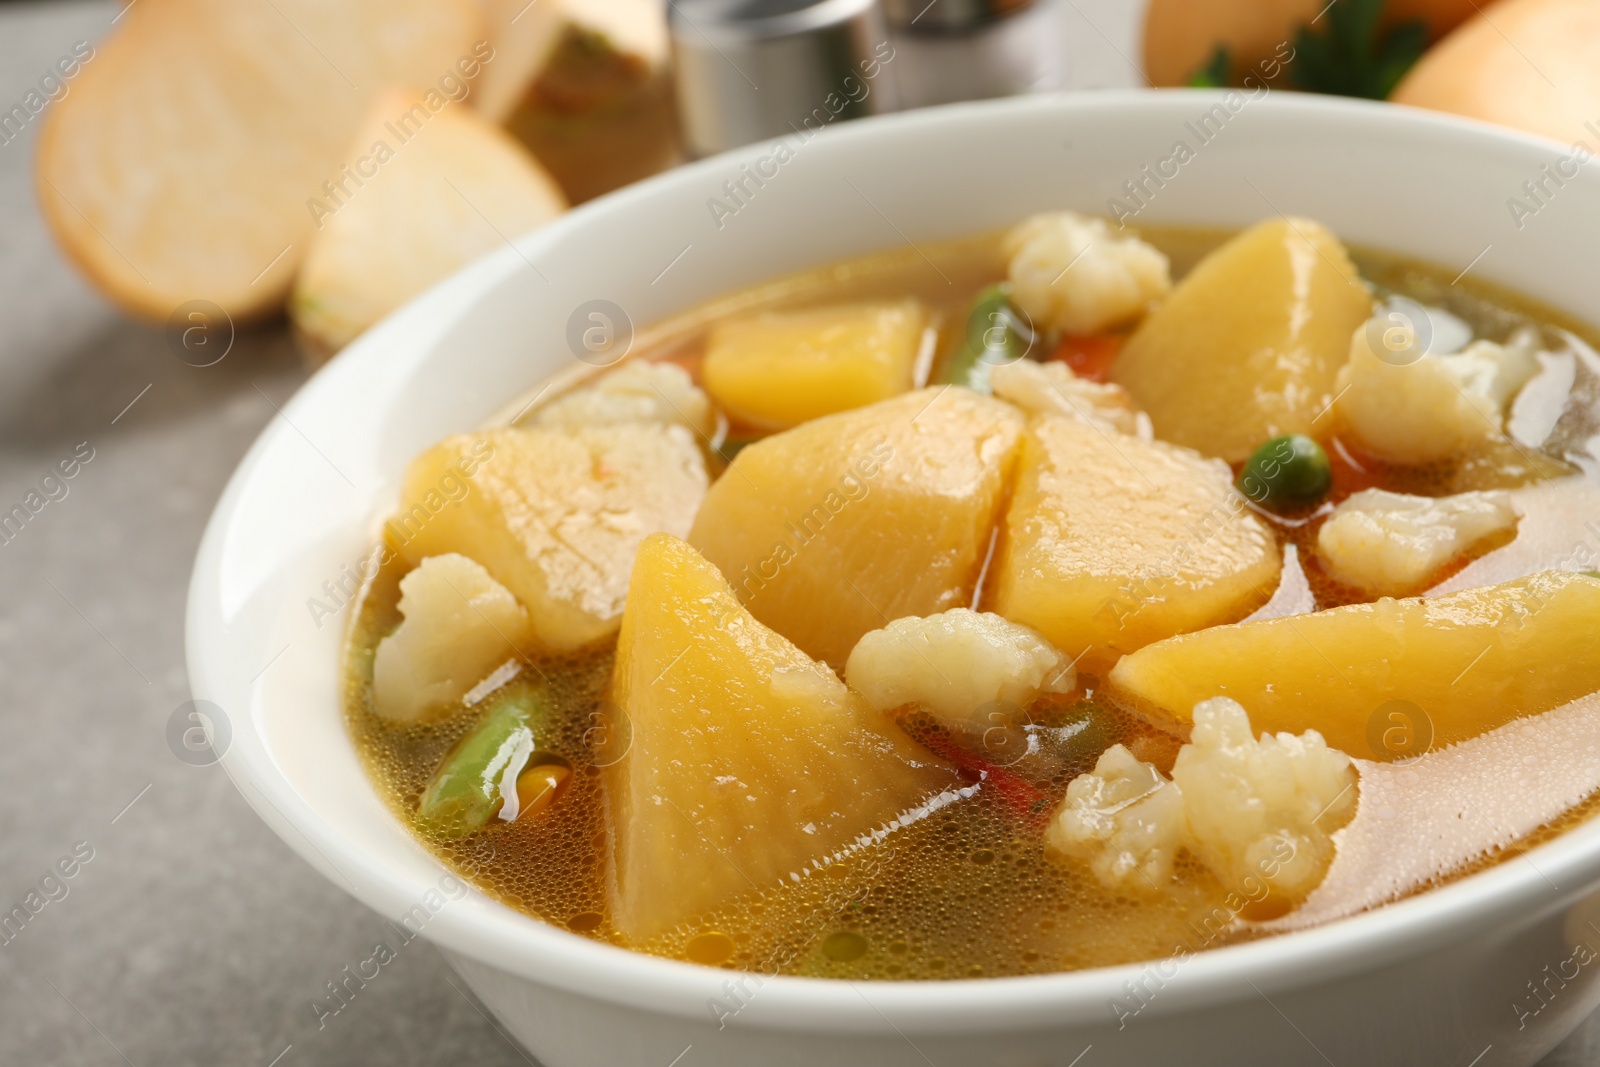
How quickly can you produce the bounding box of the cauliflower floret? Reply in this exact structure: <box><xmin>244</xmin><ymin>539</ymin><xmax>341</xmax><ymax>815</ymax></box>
<box><xmin>989</xmin><ymin>357</ymin><xmax>1146</xmax><ymax>437</ymax></box>
<box><xmin>1334</xmin><ymin>315</ymin><xmax>1541</xmax><ymax>463</ymax></box>
<box><xmin>373</xmin><ymin>554</ymin><xmax>531</xmax><ymax>723</ymax></box>
<box><xmin>1449</xmin><ymin>333</ymin><xmax>1542</xmax><ymax>408</ymax></box>
<box><xmin>534</xmin><ymin>360</ymin><xmax>714</xmax><ymax>438</ymax></box>
<box><xmin>844</xmin><ymin>608</ymin><xmax>1075</xmax><ymax>727</ymax></box>
<box><xmin>1046</xmin><ymin>744</ymin><xmax>1186</xmax><ymax>890</ymax></box>
<box><xmin>1047</xmin><ymin>698</ymin><xmax>1356</xmax><ymax>905</ymax></box>
<box><xmin>1172</xmin><ymin>698</ymin><xmax>1356</xmax><ymax>902</ymax></box>
<box><xmin>1316</xmin><ymin>488</ymin><xmax>1519</xmax><ymax>595</ymax></box>
<box><xmin>1418</xmin><ymin>303</ymin><xmax>1475</xmax><ymax>357</ymax></box>
<box><xmin>1003</xmin><ymin>212</ymin><xmax>1171</xmax><ymax>336</ymax></box>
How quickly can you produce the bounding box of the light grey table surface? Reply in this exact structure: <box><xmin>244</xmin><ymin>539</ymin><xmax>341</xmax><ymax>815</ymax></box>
<box><xmin>0</xmin><ymin>1</ymin><xmax>1595</xmax><ymax>1065</ymax></box>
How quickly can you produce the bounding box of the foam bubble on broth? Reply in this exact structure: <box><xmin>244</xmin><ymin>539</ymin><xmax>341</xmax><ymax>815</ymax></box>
<box><xmin>1429</xmin><ymin>478</ymin><xmax>1600</xmax><ymax>593</ymax></box>
<box><xmin>631</xmin><ymin>776</ymin><xmax>1237</xmax><ymax>981</ymax></box>
<box><xmin>1264</xmin><ymin>692</ymin><xmax>1600</xmax><ymax>933</ymax></box>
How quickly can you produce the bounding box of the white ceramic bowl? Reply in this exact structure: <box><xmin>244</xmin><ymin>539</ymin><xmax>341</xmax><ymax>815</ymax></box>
<box><xmin>188</xmin><ymin>91</ymin><xmax>1600</xmax><ymax>1067</ymax></box>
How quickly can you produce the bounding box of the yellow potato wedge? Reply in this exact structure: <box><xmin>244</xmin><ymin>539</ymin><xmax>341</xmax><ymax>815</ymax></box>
<box><xmin>703</xmin><ymin>302</ymin><xmax>930</xmax><ymax>430</ymax></box>
<box><xmin>391</xmin><ymin>424</ymin><xmax>706</xmax><ymax>652</ymax></box>
<box><xmin>1106</xmin><ymin>571</ymin><xmax>1600</xmax><ymax>757</ymax></box>
<box><xmin>1112</xmin><ymin>217</ymin><xmax>1373</xmax><ymax>463</ymax></box>
<box><xmin>607</xmin><ymin>534</ymin><xmax>956</xmax><ymax>942</ymax></box>
<box><xmin>987</xmin><ymin>416</ymin><xmax>1281</xmax><ymax>675</ymax></box>
<box><xmin>688</xmin><ymin>388</ymin><xmax>1024</xmax><ymax>667</ymax></box>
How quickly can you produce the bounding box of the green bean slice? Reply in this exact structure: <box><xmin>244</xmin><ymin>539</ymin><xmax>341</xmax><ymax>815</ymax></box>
<box><xmin>417</xmin><ymin>688</ymin><xmax>550</xmax><ymax>837</ymax></box>
<box><xmin>940</xmin><ymin>285</ymin><xmax>1034</xmax><ymax>393</ymax></box>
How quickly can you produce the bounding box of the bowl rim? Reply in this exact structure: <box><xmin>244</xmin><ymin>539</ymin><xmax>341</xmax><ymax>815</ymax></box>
<box><xmin>187</xmin><ymin>88</ymin><xmax>1600</xmax><ymax>1036</ymax></box>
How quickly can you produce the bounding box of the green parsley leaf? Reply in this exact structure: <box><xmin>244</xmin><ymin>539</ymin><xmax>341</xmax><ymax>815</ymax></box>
<box><xmin>1290</xmin><ymin>0</ymin><xmax>1429</xmax><ymax>100</ymax></box>
<box><xmin>1187</xmin><ymin>45</ymin><xmax>1233</xmax><ymax>89</ymax></box>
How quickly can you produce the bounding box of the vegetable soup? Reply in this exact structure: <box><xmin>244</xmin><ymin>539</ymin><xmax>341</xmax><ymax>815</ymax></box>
<box><xmin>344</xmin><ymin>215</ymin><xmax>1600</xmax><ymax>982</ymax></box>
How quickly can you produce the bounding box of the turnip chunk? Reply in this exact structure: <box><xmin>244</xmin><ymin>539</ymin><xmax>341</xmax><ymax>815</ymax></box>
<box><xmin>1258</xmin><ymin>691</ymin><xmax>1600</xmax><ymax>933</ymax></box>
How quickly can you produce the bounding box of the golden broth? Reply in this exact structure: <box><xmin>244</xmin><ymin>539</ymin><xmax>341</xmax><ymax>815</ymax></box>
<box><xmin>344</xmin><ymin>225</ymin><xmax>1600</xmax><ymax>980</ymax></box>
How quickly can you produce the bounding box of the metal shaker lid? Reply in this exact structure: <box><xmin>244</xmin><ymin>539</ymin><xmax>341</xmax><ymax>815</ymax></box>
<box><xmin>669</xmin><ymin>0</ymin><xmax>896</xmax><ymax>158</ymax></box>
<box><xmin>878</xmin><ymin>0</ymin><xmax>1034</xmax><ymax>32</ymax></box>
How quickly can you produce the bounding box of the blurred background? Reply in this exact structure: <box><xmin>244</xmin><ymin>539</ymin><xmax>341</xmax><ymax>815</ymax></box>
<box><xmin>1</xmin><ymin>0</ymin><xmax>1597</xmax><ymax>1063</ymax></box>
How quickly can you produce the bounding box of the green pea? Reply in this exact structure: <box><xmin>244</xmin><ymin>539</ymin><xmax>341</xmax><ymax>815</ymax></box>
<box><xmin>1237</xmin><ymin>434</ymin><xmax>1332</xmax><ymax>508</ymax></box>
<box><xmin>939</xmin><ymin>285</ymin><xmax>1034</xmax><ymax>393</ymax></box>
<box><xmin>417</xmin><ymin>687</ymin><xmax>552</xmax><ymax>838</ymax></box>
